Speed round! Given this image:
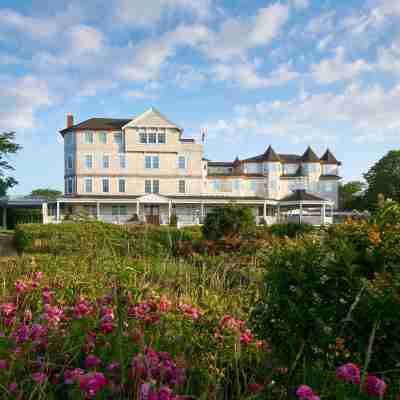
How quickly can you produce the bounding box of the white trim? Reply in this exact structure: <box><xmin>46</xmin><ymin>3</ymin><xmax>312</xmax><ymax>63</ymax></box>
<box><xmin>121</xmin><ymin>108</ymin><xmax>182</xmax><ymax>131</ymax></box>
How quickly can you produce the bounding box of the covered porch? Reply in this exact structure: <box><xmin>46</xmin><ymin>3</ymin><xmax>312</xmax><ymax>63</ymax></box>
<box><xmin>278</xmin><ymin>190</ymin><xmax>334</xmax><ymax>226</ymax></box>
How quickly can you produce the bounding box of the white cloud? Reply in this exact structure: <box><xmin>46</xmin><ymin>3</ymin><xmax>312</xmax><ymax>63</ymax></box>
<box><xmin>175</xmin><ymin>65</ymin><xmax>206</xmax><ymax>88</ymax></box>
<box><xmin>125</xmin><ymin>90</ymin><xmax>158</xmax><ymax>99</ymax></box>
<box><xmin>311</xmin><ymin>47</ymin><xmax>373</xmax><ymax>84</ymax></box>
<box><xmin>203</xmin><ymin>3</ymin><xmax>289</xmax><ymax>61</ymax></box>
<box><xmin>305</xmin><ymin>11</ymin><xmax>336</xmax><ymax>36</ymax></box>
<box><xmin>213</xmin><ymin>60</ymin><xmax>299</xmax><ymax>89</ymax></box>
<box><xmin>67</xmin><ymin>25</ymin><xmax>105</xmax><ymax>55</ymax></box>
<box><xmin>206</xmin><ymin>83</ymin><xmax>400</xmax><ymax>144</ymax></box>
<box><xmin>114</xmin><ymin>0</ymin><xmax>211</xmax><ymax>26</ymax></box>
<box><xmin>0</xmin><ymin>75</ymin><xmax>52</xmax><ymax>130</ymax></box>
<box><xmin>377</xmin><ymin>40</ymin><xmax>400</xmax><ymax>75</ymax></box>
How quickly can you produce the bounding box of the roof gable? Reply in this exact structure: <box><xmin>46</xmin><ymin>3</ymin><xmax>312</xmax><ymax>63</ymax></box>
<box><xmin>320</xmin><ymin>149</ymin><xmax>341</xmax><ymax>165</ymax></box>
<box><xmin>122</xmin><ymin>108</ymin><xmax>182</xmax><ymax>131</ymax></box>
<box><xmin>59</xmin><ymin>118</ymin><xmax>131</xmax><ymax>135</ymax></box>
<box><xmin>302</xmin><ymin>146</ymin><xmax>320</xmax><ymax>163</ymax></box>
<box><xmin>263</xmin><ymin>145</ymin><xmax>281</xmax><ymax>162</ymax></box>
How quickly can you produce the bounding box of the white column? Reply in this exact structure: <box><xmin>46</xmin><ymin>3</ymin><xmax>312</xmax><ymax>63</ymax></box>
<box><xmin>299</xmin><ymin>203</ymin><xmax>303</xmax><ymax>224</ymax></box>
<box><xmin>2</xmin><ymin>206</ymin><xmax>6</xmax><ymax>229</ymax></box>
<box><xmin>200</xmin><ymin>202</ymin><xmax>204</xmax><ymax>223</ymax></box>
<box><xmin>136</xmin><ymin>201</ymin><xmax>139</xmax><ymax>218</ymax></box>
<box><xmin>56</xmin><ymin>201</ymin><xmax>60</xmax><ymax>223</ymax></box>
<box><xmin>277</xmin><ymin>204</ymin><xmax>281</xmax><ymax>223</ymax></box>
<box><xmin>263</xmin><ymin>200</ymin><xmax>267</xmax><ymax>221</ymax></box>
<box><xmin>322</xmin><ymin>204</ymin><xmax>326</xmax><ymax>225</ymax></box>
<box><xmin>42</xmin><ymin>203</ymin><xmax>48</xmax><ymax>224</ymax></box>
<box><xmin>168</xmin><ymin>200</ymin><xmax>172</xmax><ymax>224</ymax></box>
<box><xmin>96</xmin><ymin>202</ymin><xmax>100</xmax><ymax>221</ymax></box>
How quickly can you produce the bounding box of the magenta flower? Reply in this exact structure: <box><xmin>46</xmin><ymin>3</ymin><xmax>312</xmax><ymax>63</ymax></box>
<box><xmin>247</xmin><ymin>383</ymin><xmax>264</xmax><ymax>393</ymax></box>
<box><xmin>32</xmin><ymin>372</ymin><xmax>47</xmax><ymax>385</ymax></box>
<box><xmin>364</xmin><ymin>375</ymin><xmax>387</xmax><ymax>397</ymax></box>
<box><xmin>79</xmin><ymin>372</ymin><xmax>107</xmax><ymax>398</ymax></box>
<box><xmin>100</xmin><ymin>321</ymin><xmax>114</xmax><ymax>334</ymax></box>
<box><xmin>74</xmin><ymin>298</ymin><xmax>92</xmax><ymax>319</ymax></box>
<box><xmin>0</xmin><ymin>302</ymin><xmax>16</xmax><ymax>317</ymax></box>
<box><xmin>336</xmin><ymin>363</ymin><xmax>361</xmax><ymax>385</ymax></box>
<box><xmin>296</xmin><ymin>385</ymin><xmax>314</xmax><ymax>399</ymax></box>
<box><xmin>8</xmin><ymin>383</ymin><xmax>17</xmax><ymax>392</ymax></box>
<box><xmin>240</xmin><ymin>329</ymin><xmax>253</xmax><ymax>344</ymax></box>
<box><xmin>64</xmin><ymin>368</ymin><xmax>85</xmax><ymax>384</ymax></box>
<box><xmin>106</xmin><ymin>361</ymin><xmax>120</xmax><ymax>372</ymax></box>
<box><xmin>0</xmin><ymin>359</ymin><xmax>8</xmax><ymax>369</ymax></box>
<box><xmin>15</xmin><ymin>280</ymin><xmax>28</xmax><ymax>294</ymax></box>
<box><xmin>85</xmin><ymin>355</ymin><xmax>101</xmax><ymax>368</ymax></box>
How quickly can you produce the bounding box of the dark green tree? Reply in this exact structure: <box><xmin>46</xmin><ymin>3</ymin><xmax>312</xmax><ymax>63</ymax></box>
<box><xmin>338</xmin><ymin>181</ymin><xmax>366</xmax><ymax>210</ymax></box>
<box><xmin>0</xmin><ymin>132</ymin><xmax>22</xmax><ymax>196</ymax></box>
<box><xmin>364</xmin><ymin>150</ymin><xmax>400</xmax><ymax>209</ymax></box>
<box><xmin>30</xmin><ymin>188</ymin><xmax>62</xmax><ymax>200</ymax></box>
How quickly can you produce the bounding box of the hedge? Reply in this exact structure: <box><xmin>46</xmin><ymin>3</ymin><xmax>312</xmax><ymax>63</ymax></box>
<box><xmin>14</xmin><ymin>222</ymin><xmax>195</xmax><ymax>258</ymax></box>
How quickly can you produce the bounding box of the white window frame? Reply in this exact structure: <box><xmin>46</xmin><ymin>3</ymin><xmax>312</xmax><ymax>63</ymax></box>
<box><xmin>139</xmin><ymin>131</ymin><xmax>147</xmax><ymax>144</ymax></box>
<box><xmin>153</xmin><ymin>179</ymin><xmax>160</xmax><ymax>194</ymax></box>
<box><xmin>84</xmin><ymin>154</ymin><xmax>93</xmax><ymax>169</ymax></box>
<box><xmin>84</xmin><ymin>177</ymin><xmax>93</xmax><ymax>193</ymax></box>
<box><xmin>119</xmin><ymin>154</ymin><xmax>127</xmax><ymax>169</ymax></box>
<box><xmin>118</xmin><ymin>178</ymin><xmax>126</xmax><ymax>193</ymax></box>
<box><xmin>84</xmin><ymin>131</ymin><xmax>94</xmax><ymax>145</ymax></box>
<box><xmin>67</xmin><ymin>177</ymin><xmax>74</xmax><ymax>194</ymax></box>
<box><xmin>145</xmin><ymin>179</ymin><xmax>152</xmax><ymax>194</ymax></box>
<box><xmin>99</xmin><ymin>132</ymin><xmax>107</xmax><ymax>144</ymax></box>
<box><xmin>102</xmin><ymin>177</ymin><xmax>110</xmax><ymax>193</ymax></box>
<box><xmin>145</xmin><ymin>155</ymin><xmax>152</xmax><ymax>169</ymax></box>
<box><xmin>178</xmin><ymin>180</ymin><xmax>186</xmax><ymax>194</ymax></box>
<box><xmin>157</xmin><ymin>132</ymin><xmax>166</xmax><ymax>144</ymax></box>
<box><xmin>102</xmin><ymin>154</ymin><xmax>110</xmax><ymax>169</ymax></box>
<box><xmin>152</xmin><ymin>155</ymin><xmax>159</xmax><ymax>169</ymax></box>
<box><xmin>178</xmin><ymin>155</ymin><xmax>186</xmax><ymax>170</ymax></box>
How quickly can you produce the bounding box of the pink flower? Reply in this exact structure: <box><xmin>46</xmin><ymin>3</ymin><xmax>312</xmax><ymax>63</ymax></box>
<box><xmin>106</xmin><ymin>361</ymin><xmax>120</xmax><ymax>372</ymax></box>
<box><xmin>43</xmin><ymin>304</ymin><xmax>65</xmax><ymax>326</ymax></box>
<box><xmin>240</xmin><ymin>329</ymin><xmax>253</xmax><ymax>344</ymax></box>
<box><xmin>0</xmin><ymin>359</ymin><xmax>8</xmax><ymax>369</ymax></box>
<box><xmin>79</xmin><ymin>372</ymin><xmax>107</xmax><ymax>398</ymax></box>
<box><xmin>8</xmin><ymin>383</ymin><xmax>17</xmax><ymax>392</ymax></box>
<box><xmin>73</xmin><ymin>298</ymin><xmax>92</xmax><ymax>319</ymax></box>
<box><xmin>100</xmin><ymin>321</ymin><xmax>114</xmax><ymax>334</ymax></box>
<box><xmin>336</xmin><ymin>363</ymin><xmax>361</xmax><ymax>385</ymax></box>
<box><xmin>15</xmin><ymin>280</ymin><xmax>28</xmax><ymax>294</ymax></box>
<box><xmin>159</xmin><ymin>296</ymin><xmax>172</xmax><ymax>312</ymax></box>
<box><xmin>364</xmin><ymin>375</ymin><xmax>387</xmax><ymax>397</ymax></box>
<box><xmin>64</xmin><ymin>368</ymin><xmax>85</xmax><ymax>384</ymax></box>
<box><xmin>296</xmin><ymin>385</ymin><xmax>314</xmax><ymax>399</ymax></box>
<box><xmin>85</xmin><ymin>355</ymin><xmax>101</xmax><ymax>368</ymax></box>
<box><xmin>248</xmin><ymin>383</ymin><xmax>264</xmax><ymax>393</ymax></box>
<box><xmin>32</xmin><ymin>372</ymin><xmax>47</xmax><ymax>385</ymax></box>
<box><xmin>0</xmin><ymin>302</ymin><xmax>16</xmax><ymax>317</ymax></box>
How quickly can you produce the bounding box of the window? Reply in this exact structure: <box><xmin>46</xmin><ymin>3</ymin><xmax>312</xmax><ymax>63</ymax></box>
<box><xmin>67</xmin><ymin>154</ymin><xmax>73</xmax><ymax>169</ymax></box>
<box><xmin>140</xmin><ymin>132</ymin><xmax>147</xmax><ymax>144</ymax></box>
<box><xmin>153</xmin><ymin>180</ymin><xmax>159</xmax><ymax>194</ymax></box>
<box><xmin>145</xmin><ymin>180</ymin><xmax>152</xmax><ymax>194</ymax></box>
<box><xmin>234</xmin><ymin>180</ymin><xmax>240</xmax><ymax>191</ymax></box>
<box><xmin>67</xmin><ymin>178</ymin><xmax>74</xmax><ymax>194</ymax></box>
<box><xmin>84</xmin><ymin>132</ymin><xmax>94</xmax><ymax>144</ymax></box>
<box><xmin>179</xmin><ymin>180</ymin><xmax>186</xmax><ymax>193</ymax></box>
<box><xmin>212</xmin><ymin>180</ymin><xmax>221</xmax><ymax>191</ymax></box>
<box><xmin>118</xmin><ymin>178</ymin><xmax>126</xmax><ymax>193</ymax></box>
<box><xmin>102</xmin><ymin>154</ymin><xmax>110</xmax><ymax>169</ymax></box>
<box><xmin>99</xmin><ymin>132</ymin><xmax>107</xmax><ymax>144</ymax></box>
<box><xmin>102</xmin><ymin>178</ymin><xmax>109</xmax><ymax>193</ymax></box>
<box><xmin>84</xmin><ymin>154</ymin><xmax>93</xmax><ymax>169</ymax></box>
<box><xmin>148</xmin><ymin>132</ymin><xmax>157</xmax><ymax>144</ymax></box>
<box><xmin>112</xmin><ymin>206</ymin><xmax>127</xmax><ymax>216</ymax></box>
<box><xmin>178</xmin><ymin>156</ymin><xmax>186</xmax><ymax>169</ymax></box>
<box><xmin>114</xmin><ymin>132</ymin><xmax>122</xmax><ymax>144</ymax></box>
<box><xmin>152</xmin><ymin>155</ymin><xmax>159</xmax><ymax>169</ymax></box>
<box><xmin>158</xmin><ymin>132</ymin><xmax>166</xmax><ymax>144</ymax></box>
<box><xmin>119</xmin><ymin>154</ymin><xmax>127</xmax><ymax>169</ymax></box>
<box><xmin>145</xmin><ymin>155</ymin><xmax>159</xmax><ymax>169</ymax></box>
<box><xmin>84</xmin><ymin>178</ymin><xmax>93</xmax><ymax>193</ymax></box>
<box><xmin>250</xmin><ymin>180</ymin><xmax>257</xmax><ymax>192</ymax></box>
<box><xmin>145</xmin><ymin>156</ymin><xmax>152</xmax><ymax>169</ymax></box>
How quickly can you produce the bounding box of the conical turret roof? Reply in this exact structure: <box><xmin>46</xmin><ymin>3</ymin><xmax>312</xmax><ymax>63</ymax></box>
<box><xmin>320</xmin><ymin>149</ymin><xmax>341</xmax><ymax>165</ymax></box>
<box><xmin>302</xmin><ymin>146</ymin><xmax>320</xmax><ymax>163</ymax></box>
<box><xmin>263</xmin><ymin>145</ymin><xmax>281</xmax><ymax>162</ymax></box>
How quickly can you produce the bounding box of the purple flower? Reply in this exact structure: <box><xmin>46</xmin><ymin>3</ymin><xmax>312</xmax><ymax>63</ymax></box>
<box><xmin>296</xmin><ymin>385</ymin><xmax>314</xmax><ymax>399</ymax></box>
<box><xmin>85</xmin><ymin>355</ymin><xmax>101</xmax><ymax>369</ymax></box>
<box><xmin>364</xmin><ymin>375</ymin><xmax>387</xmax><ymax>397</ymax></box>
<box><xmin>336</xmin><ymin>363</ymin><xmax>361</xmax><ymax>385</ymax></box>
<box><xmin>0</xmin><ymin>359</ymin><xmax>8</xmax><ymax>369</ymax></box>
<box><xmin>32</xmin><ymin>372</ymin><xmax>47</xmax><ymax>385</ymax></box>
<box><xmin>79</xmin><ymin>372</ymin><xmax>107</xmax><ymax>398</ymax></box>
<box><xmin>8</xmin><ymin>383</ymin><xmax>17</xmax><ymax>393</ymax></box>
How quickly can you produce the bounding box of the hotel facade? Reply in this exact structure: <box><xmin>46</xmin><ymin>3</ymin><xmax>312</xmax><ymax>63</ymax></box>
<box><xmin>46</xmin><ymin>108</ymin><xmax>341</xmax><ymax>226</ymax></box>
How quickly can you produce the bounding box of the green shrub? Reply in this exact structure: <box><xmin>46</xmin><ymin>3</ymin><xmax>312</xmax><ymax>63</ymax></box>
<box><xmin>169</xmin><ymin>213</ymin><xmax>178</xmax><ymax>227</ymax></box>
<box><xmin>267</xmin><ymin>222</ymin><xmax>314</xmax><ymax>238</ymax></box>
<box><xmin>202</xmin><ymin>205</ymin><xmax>256</xmax><ymax>241</ymax></box>
<box><xmin>252</xmin><ymin>219</ymin><xmax>400</xmax><ymax>383</ymax></box>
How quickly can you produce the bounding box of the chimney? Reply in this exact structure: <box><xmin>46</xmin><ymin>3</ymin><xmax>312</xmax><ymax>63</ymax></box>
<box><xmin>67</xmin><ymin>113</ymin><xmax>74</xmax><ymax>128</ymax></box>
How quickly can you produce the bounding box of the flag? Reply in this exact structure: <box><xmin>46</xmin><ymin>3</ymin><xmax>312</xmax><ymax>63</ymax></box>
<box><xmin>201</xmin><ymin>128</ymin><xmax>207</xmax><ymax>143</ymax></box>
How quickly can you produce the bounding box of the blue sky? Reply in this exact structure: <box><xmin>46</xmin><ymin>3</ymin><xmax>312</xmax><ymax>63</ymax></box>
<box><xmin>1</xmin><ymin>0</ymin><xmax>400</xmax><ymax>194</ymax></box>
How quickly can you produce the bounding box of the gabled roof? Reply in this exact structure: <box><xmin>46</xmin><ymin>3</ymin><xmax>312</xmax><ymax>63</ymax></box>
<box><xmin>278</xmin><ymin>154</ymin><xmax>302</xmax><ymax>163</ymax></box>
<box><xmin>264</xmin><ymin>145</ymin><xmax>281</xmax><ymax>162</ymax></box>
<box><xmin>122</xmin><ymin>107</ymin><xmax>182</xmax><ymax>131</ymax></box>
<box><xmin>208</xmin><ymin>161</ymin><xmax>234</xmax><ymax>167</ymax></box>
<box><xmin>281</xmin><ymin>189</ymin><xmax>326</xmax><ymax>202</ymax></box>
<box><xmin>60</xmin><ymin>118</ymin><xmax>131</xmax><ymax>135</ymax></box>
<box><xmin>302</xmin><ymin>146</ymin><xmax>320</xmax><ymax>163</ymax></box>
<box><xmin>320</xmin><ymin>149</ymin><xmax>341</xmax><ymax>165</ymax></box>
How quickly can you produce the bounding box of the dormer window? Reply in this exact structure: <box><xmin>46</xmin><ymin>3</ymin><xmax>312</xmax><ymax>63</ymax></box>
<box><xmin>140</xmin><ymin>132</ymin><xmax>147</xmax><ymax>144</ymax></box>
<box><xmin>148</xmin><ymin>132</ymin><xmax>157</xmax><ymax>144</ymax></box>
<box><xmin>99</xmin><ymin>132</ymin><xmax>107</xmax><ymax>144</ymax></box>
<box><xmin>158</xmin><ymin>132</ymin><xmax>166</xmax><ymax>143</ymax></box>
<box><xmin>84</xmin><ymin>132</ymin><xmax>94</xmax><ymax>144</ymax></box>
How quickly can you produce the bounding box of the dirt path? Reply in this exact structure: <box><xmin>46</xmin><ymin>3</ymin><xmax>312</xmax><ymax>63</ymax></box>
<box><xmin>0</xmin><ymin>234</ymin><xmax>18</xmax><ymax>257</ymax></box>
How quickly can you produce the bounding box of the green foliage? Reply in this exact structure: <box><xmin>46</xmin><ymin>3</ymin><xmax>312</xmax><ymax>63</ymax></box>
<box><xmin>0</xmin><ymin>132</ymin><xmax>22</xmax><ymax>196</ymax></box>
<box><xmin>14</xmin><ymin>222</ymin><xmax>195</xmax><ymax>258</ymax></box>
<box><xmin>202</xmin><ymin>205</ymin><xmax>256</xmax><ymax>241</ymax></box>
<box><xmin>364</xmin><ymin>149</ymin><xmax>400</xmax><ymax>209</ymax></box>
<box><xmin>169</xmin><ymin>213</ymin><xmax>178</xmax><ymax>227</ymax></box>
<box><xmin>252</xmin><ymin>218</ymin><xmax>400</xmax><ymax>392</ymax></box>
<box><xmin>339</xmin><ymin>181</ymin><xmax>366</xmax><ymax>210</ymax></box>
<box><xmin>266</xmin><ymin>222</ymin><xmax>314</xmax><ymax>238</ymax></box>
<box><xmin>371</xmin><ymin>195</ymin><xmax>400</xmax><ymax>226</ymax></box>
<box><xmin>29</xmin><ymin>188</ymin><xmax>62</xmax><ymax>200</ymax></box>
<box><xmin>6</xmin><ymin>208</ymin><xmax>42</xmax><ymax>229</ymax></box>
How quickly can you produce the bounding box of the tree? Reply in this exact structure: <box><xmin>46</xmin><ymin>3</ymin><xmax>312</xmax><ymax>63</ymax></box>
<box><xmin>364</xmin><ymin>150</ymin><xmax>400</xmax><ymax>209</ymax></box>
<box><xmin>30</xmin><ymin>188</ymin><xmax>62</xmax><ymax>200</ymax></box>
<box><xmin>0</xmin><ymin>132</ymin><xmax>22</xmax><ymax>196</ymax></box>
<box><xmin>338</xmin><ymin>181</ymin><xmax>366</xmax><ymax>210</ymax></box>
